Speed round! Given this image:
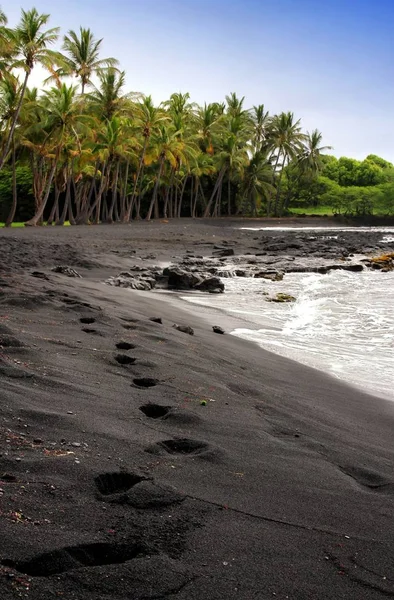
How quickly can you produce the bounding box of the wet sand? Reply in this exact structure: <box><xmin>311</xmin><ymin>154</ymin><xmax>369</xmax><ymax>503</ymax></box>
<box><xmin>0</xmin><ymin>219</ymin><xmax>393</xmax><ymax>599</ymax></box>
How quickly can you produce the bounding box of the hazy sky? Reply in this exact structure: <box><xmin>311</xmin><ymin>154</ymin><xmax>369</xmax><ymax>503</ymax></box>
<box><xmin>3</xmin><ymin>0</ymin><xmax>394</xmax><ymax>162</ymax></box>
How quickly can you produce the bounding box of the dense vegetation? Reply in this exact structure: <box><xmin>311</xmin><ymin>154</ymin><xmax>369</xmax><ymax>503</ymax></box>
<box><xmin>0</xmin><ymin>7</ymin><xmax>393</xmax><ymax>226</ymax></box>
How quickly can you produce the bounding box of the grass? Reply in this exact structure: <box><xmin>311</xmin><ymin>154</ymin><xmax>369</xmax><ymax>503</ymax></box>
<box><xmin>1</xmin><ymin>221</ymin><xmax>71</xmax><ymax>227</ymax></box>
<box><xmin>290</xmin><ymin>206</ymin><xmax>334</xmax><ymax>216</ymax></box>
<box><xmin>290</xmin><ymin>205</ymin><xmax>393</xmax><ymax>217</ymax></box>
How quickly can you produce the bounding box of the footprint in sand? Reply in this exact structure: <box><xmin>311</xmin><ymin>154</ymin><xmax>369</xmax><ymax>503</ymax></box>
<box><xmin>114</xmin><ymin>354</ymin><xmax>137</xmax><ymax>366</ymax></box>
<box><xmin>116</xmin><ymin>342</ymin><xmax>137</xmax><ymax>350</ymax></box>
<box><xmin>338</xmin><ymin>465</ymin><xmax>394</xmax><ymax>495</ymax></box>
<box><xmin>95</xmin><ymin>471</ymin><xmax>145</xmax><ymax>495</ymax></box>
<box><xmin>82</xmin><ymin>327</ymin><xmax>102</xmax><ymax>335</ymax></box>
<box><xmin>145</xmin><ymin>438</ymin><xmax>221</xmax><ymax>462</ymax></box>
<box><xmin>139</xmin><ymin>403</ymin><xmax>171</xmax><ymax>419</ymax></box>
<box><xmin>2</xmin><ymin>542</ymin><xmax>147</xmax><ymax>577</ymax></box>
<box><xmin>94</xmin><ymin>471</ymin><xmax>184</xmax><ymax>508</ymax></box>
<box><xmin>133</xmin><ymin>377</ymin><xmax>159</xmax><ymax>388</ymax></box>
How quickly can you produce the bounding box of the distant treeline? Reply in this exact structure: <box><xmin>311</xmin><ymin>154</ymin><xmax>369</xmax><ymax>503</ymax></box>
<box><xmin>0</xmin><ymin>7</ymin><xmax>393</xmax><ymax>225</ymax></box>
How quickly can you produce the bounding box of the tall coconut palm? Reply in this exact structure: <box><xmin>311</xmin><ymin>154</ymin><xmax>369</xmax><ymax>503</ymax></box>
<box><xmin>239</xmin><ymin>151</ymin><xmax>274</xmax><ymax>216</ymax></box>
<box><xmin>0</xmin><ymin>7</ymin><xmax>16</xmax><ymax>75</ymax></box>
<box><xmin>86</xmin><ymin>67</ymin><xmax>132</xmax><ymax>120</ymax></box>
<box><xmin>204</xmin><ymin>114</ymin><xmax>250</xmax><ymax>217</ymax></box>
<box><xmin>25</xmin><ymin>84</ymin><xmax>85</xmax><ymax>226</ymax></box>
<box><xmin>163</xmin><ymin>92</ymin><xmax>196</xmax><ymax>119</ymax></box>
<box><xmin>0</xmin><ymin>73</ymin><xmax>20</xmax><ymax>225</ymax></box>
<box><xmin>267</xmin><ymin>111</ymin><xmax>306</xmax><ymax>215</ymax></box>
<box><xmin>251</xmin><ymin>104</ymin><xmax>271</xmax><ymax>153</ymax></box>
<box><xmin>195</xmin><ymin>102</ymin><xmax>223</xmax><ymax>155</ymax></box>
<box><xmin>189</xmin><ymin>152</ymin><xmax>215</xmax><ymax>217</ymax></box>
<box><xmin>62</xmin><ymin>27</ymin><xmax>119</xmax><ymax>94</ymax></box>
<box><xmin>297</xmin><ymin>129</ymin><xmax>332</xmax><ymax>176</ymax></box>
<box><xmin>145</xmin><ymin>123</ymin><xmax>197</xmax><ymax>220</ymax></box>
<box><xmin>278</xmin><ymin>130</ymin><xmax>332</xmax><ymax>216</ymax></box>
<box><xmin>0</xmin><ymin>8</ymin><xmax>59</xmax><ymax>172</ymax></box>
<box><xmin>225</xmin><ymin>92</ymin><xmax>246</xmax><ymax>118</ymax></box>
<box><xmin>124</xmin><ymin>96</ymin><xmax>169</xmax><ymax>221</ymax></box>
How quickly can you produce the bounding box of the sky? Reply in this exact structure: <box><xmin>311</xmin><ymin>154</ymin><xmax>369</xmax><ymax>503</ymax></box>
<box><xmin>3</xmin><ymin>0</ymin><xmax>394</xmax><ymax>162</ymax></box>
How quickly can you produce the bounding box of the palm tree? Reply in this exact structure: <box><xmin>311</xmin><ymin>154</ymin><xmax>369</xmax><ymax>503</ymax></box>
<box><xmin>145</xmin><ymin>123</ymin><xmax>197</xmax><ymax>220</ymax></box>
<box><xmin>297</xmin><ymin>129</ymin><xmax>332</xmax><ymax>176</ymax></box>
<box><xmin>195</xmin><ymin>102</ymin><xmax>223</xmax><ymax>155</ymax></box>
<box><xmin>124</xmin><ymin>96</ymin><xmax>169</xmax><ymax>221</ymax></box>
<box><xmin>189</xmin><ymin>153</ymin><xmax>215</xmax><ymax>217</ymax></box>
<box><xmin>239</xmin><ymin>151</ymin><xmax>274</xmax><ymax>216</ymax></box>
<box><xmin>86</xmin><ymin>67</ymin><xmax>135</xmax><ymax>120</ymax></box>
<box><xmin>279</xmin><ymin>130</ymin><xmax>332</xmax><ymax>216</ymax></box>
<box><xmin>0</xmin><ymin>7</ymin><xmax>16</xmax><ymax>76</ymax></box>
<box><xmin>267</xmin><ymin>111</ymin><xmax>306</xmax><ymax>215</ymax></box>
<box><xmin>0</xmin><ymin>8</ymin><xmax>60</xmax><ymax>172</ymax></box>
<box><xmin>24</xmin><ymin>84</ymin><xmax>85</xmax><ymax>225</ymax></box>
<box><xmin>251</xmin><ymin>104</ymin><xmax>271</xmax><ymax>153</ymax></box>
<box><xmin>0</xmin><ymin>73</ymin><xmax>20</xmax><ymax>225</ymax></box>
<box><xmin>225</xmin><ymin>92</ymin><xmax>246</xmax><ymax>118</ymax></box>
<box><xmin>203</xmin><ymin>115</ymin><xmax>250</xmax><ymax>217</ymax></box>
<box><xmin>62</xmin><ymin>27</ymin><xmax>119</xmax><ymax>94</ymax></box>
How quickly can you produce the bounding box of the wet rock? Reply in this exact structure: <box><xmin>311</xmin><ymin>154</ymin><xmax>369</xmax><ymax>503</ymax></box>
<box><xmin>172</xmin><ymin>324</ymin><xmax>194</xmax><ymax>336</ymax></box>
<box><xmin>254</xmin><ymin>270</ymin><xmax>284</xmax><ymax>281</ymax></box>
<box><xmin>164</xmin><ymin>267</ymin><xmax>202</xmax><ymax>290</ymax></box>
<box><xmin>212</xmin><ymin>326</ymin><xmax>225</xmax><ymax>334</ymax></box>
<box><xmin>51</xmin><ymin>266</ymin><xmax>82</xmax><ymax>278</ymax></box>
<box><xmin>106</xmin><ymin>274</ymin><xmax>155</xmax><ymax>290</ymax></box>
<box><xmin>267</xmin><ymin>293</ymin><xmax>296</xmax><ymax>303</ymax></box>
<box><xmin>194</xmin><ymin>277</ymin><xmax>224</xmax><ymax>293</ymax></box>
<box><xmin>31</xmin><ymin>271</ymin><xmax>50</xmax><ymax>280</ymax></box>
<box><xmin>212</xmin><ymin>248</ymin><xmax>235</xmax><ymax>257</ymax></box>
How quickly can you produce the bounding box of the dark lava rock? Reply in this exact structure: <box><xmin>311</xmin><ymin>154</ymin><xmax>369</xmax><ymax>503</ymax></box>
<box><xmin>172</xmin><ymin>324</ymin><xmax>194</xmax><ymax>336</ymax></box>
<box><xmin>164</xmin><ymin>267</ymin><xmax>202</xmax><ymax>290</ymax></box>
<box><xmin>212</xmin><ymin>248</ymin><xmax>235</xmax><ymax>257</ymax></box>
<box><xmin>31</xmin><ymin>271</ymin><xmax>50</xmax><ymax>280</ymax></box>
<box><xmin>51</xmin><ymin>266</ymin><xmax>82</xmax><ymax>278</ymax></box>
<box><xmin>212</xmin><ymin>326</ymin><xmax>225</xmax><ymax>334</ymax></box>
<box><xmin>194</xmin><ymin>277</ymin><xmax>224</xmax><ymax>293</ymax></box>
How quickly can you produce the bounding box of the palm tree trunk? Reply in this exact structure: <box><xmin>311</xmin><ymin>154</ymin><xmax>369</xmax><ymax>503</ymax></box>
<box><xmin>47</xmin><ymin>183</ymin><xmax>61</xmax><ymax>225</ymax></box>
<box><xmin>5</xmin><ymin>142</ymin><xmax>17</xmax><ymax>226</ymax></box>
<box><xmin>190</xmin><ymin>177</ymin><xmax>194</xmax><ymax>217</ymax></box>
<box><xmin>192</xmin><ymin>177</ymin><xmax>199</xmax><ymax>218</ymax></box>
<box><xmin>125</xmin><ymin>137</ymin><xmax>148</xmax><ymax>221</ymax></box>
<box><xmin>267</xmin><ymin>152</ymin><xmax>281</xmax><ymax>216</ymax></box>
<box><xmin>164</xmin><ymin>168</ymin><xmax>175</xmax><ymax>218</ymax></box>
<box><xmin>0</xmin><ymin>71</ymin><xmax>29</xmax><ymax>172</ymax></box>
<box><xmin>178</xmin><ymin>176</ymin><xmax>187</xmax><ymax>218</ymax></box>
<box><xmin>120</xmin><ymin>160</ymin><xmax>129</xmax><ymax>221</ymax></box>
<box><xmin>88</xmin><ymin>161</ymin><xmax>108</xmax><ymax>223</ymax></box>
<box><xmin>203</xmin><ymin>167</ymin><xmax>225</xmax><ymax>217</ymax></box>
<box><xmin>146</xmin><ymin>157</ymin><xmax>164</xmax><ymax>221</ymax></box>
<box><xmin>57</xmin><ymin>169</ymin><xmax>71</xmax><ymax>226</ymax></box>
<box><xmin>107</xmin><ymin>159</ymin><xmax>120</xmax><ymax>223</ymax></box>
<box><xmin>25</xmin><ymin>156</ymin><xmax>58</xmax><ymax>226</ymax></box>
<box><xmin>227</xmin><ymin>173</ymin><xmax>231</xmax><ymax>216</ymax></box>
<box><xmin>274</xmin><ymin>155</ymin><xmax>287</xmax><ymax>217</ymax></box>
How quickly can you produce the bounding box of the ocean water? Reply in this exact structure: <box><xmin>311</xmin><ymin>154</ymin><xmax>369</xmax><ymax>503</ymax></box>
<box><xmin>182</xmin><ymin>229</ymin><xmax>394</xmax><ymax>401</ymax></box>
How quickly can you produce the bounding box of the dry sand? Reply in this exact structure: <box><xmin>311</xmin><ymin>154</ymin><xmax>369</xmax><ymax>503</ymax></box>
<box><xmin>0</xmin><ymin>219</ymin><xmax>393</xmax><ymax>599</ymax></box>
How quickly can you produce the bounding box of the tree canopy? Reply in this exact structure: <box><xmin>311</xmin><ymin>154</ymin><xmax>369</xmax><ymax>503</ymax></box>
<box><xmin>0</xmin><ymin>6</ymin><xmax>392</xmax><ymax>226</ymax></box>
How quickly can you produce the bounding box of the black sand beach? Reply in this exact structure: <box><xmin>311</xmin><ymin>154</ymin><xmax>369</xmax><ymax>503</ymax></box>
<box><xmin>1</xmin><ymin>219</ymin><xmax>394</xmax><ymax>599</ymax></box>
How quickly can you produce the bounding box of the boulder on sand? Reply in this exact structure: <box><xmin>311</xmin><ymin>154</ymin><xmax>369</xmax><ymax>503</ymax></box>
<box><xmin>164</xmin><ymin>267</ymin><xmax>202</xmax><ymax>290</ymax></box>
<box><xmin>194</xmin><ymin>277</ymin><xmax>224</xmax><ymax>293</ymax></box>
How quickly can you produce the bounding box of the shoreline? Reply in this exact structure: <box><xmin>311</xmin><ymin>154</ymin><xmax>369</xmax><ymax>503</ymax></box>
<box><xmin>157</xmin><ymin>286</ymin><xmax>394</xmax><ymax>403</ymax></box>
<box><xmin>1</xmin><ymin>220</ymin><xmax>394</xmax><ymax>599</ymax></box>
